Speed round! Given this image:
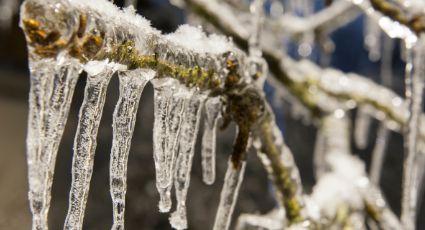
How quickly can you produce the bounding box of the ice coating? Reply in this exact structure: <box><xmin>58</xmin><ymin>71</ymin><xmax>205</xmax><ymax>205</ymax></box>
<box><xmin>110</xmin><ymin>69</ymin><xmax>154</xmax><ymax>230</ymax></box>
<box><xmin>313</xmin><ymin>127</ymin><xmax>326</xmax><ymax>179</ymax></box>
<box><xmin>151</xmin><ymin>78</ymin><xmax>185</xmax><ymax>212</ymax></box>
<box><xmin>401</xmin><ymin>36</ymin><xmax>425</xmax><ymax>230</ymax></box>
<box><xmin>158</xmin><ymin>84</ymin><xmax>188</xmax><ymax>212</ymax></box>
<box><xmin>201</xmin><ymin>97</ymin><xmax>222</xmax><ymax>185</ymax></box>
<box><xmin>364</xmin><ymin>16</ymin><xmax>382</xmax><ymax>61</ymax></box>
<box><xmin>354</xmin><ymin>106</ymin><xmax>371</xmax><ymax>149</ymax></box>
<box><xmin>27</xmin><ymin>55</ymin><xmax>81</xmax><ymax>230</ymax></box>
<box><xmin>213</xmin><ymin>159</ymin><xmax>246</xmax><ymax>230</ymax></box>
<box><xmin>64</xmin><ymin>61</ymin><xmax>121</xmax><ymax>229</ymax></box>
<box><xmin>169</xmin><ymin>92</ymin><xmax>205</xmax><ymax>230</ymax></box>
<box><xmin>370</xmin><ymin>35</ymin><xmax>394</xmax><ymax>184</ymax></box>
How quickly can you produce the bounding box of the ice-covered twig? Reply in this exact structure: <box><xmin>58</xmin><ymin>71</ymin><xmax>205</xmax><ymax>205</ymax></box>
<box><xmin>276</xmin><ymin>1</ymin><xmax>360</xmax><ymax>35</ymax></box>
<box><xmin>254</xmin><ymin>105</ymin><xmax>306</xmax><ymax>225</ymax></box>
<box><xmin>19</xmin><ymin>0</ymin><xmax>273</xmax><ymax>229</ymax></box>
<box><xmin>313</xmin><ymin>111</ymin><xmax>402</xmax><ymax>229</ymax></box>
<box><xmin>183</xmin><ymin>0</ymin><xmax>425</xmax><ymax>145</ymax></box>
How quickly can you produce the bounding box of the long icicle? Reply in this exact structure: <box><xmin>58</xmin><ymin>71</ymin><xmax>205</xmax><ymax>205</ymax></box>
<box><xmin>151</xmin><ymin>78</ymin><xmax>180</xmax><ymax>212</ymax></box>
<box><xmin>370</xmin><ymin>35</ymin><xmax>394</xmax><ymax>184</ymax></box>
<box><xmin>170</xmin><ymin>92</ymin><xmax>205</xmax><ymax>230</ymax></box>
<box><xmin>313</xmin><ymin>125</ymin><xmax>327</xmax><ymax>179</ymax></box>
<box><xmin>64</xmin><ymin>61</ymin><xmax>121</xmax><ymax>229</ymax></box>
<box><xmin>213</xmin><ymin>158</ymin><xmax>247</xmax><ymax>230</ymax></box>
<box><xmin>354</xmin><ymin>105</ymin><xmax>372</xmax><ymax>149</ymax></box>
<box><xmin>159</xmin><ymin>85</ymin><xmax>187</xmax><ymax>212</ymax></box>
<box><xmin>201</xmin><ymin>97</ymin><xmax>222</xmax><ymax>185</ymax></box>
<box><xmin>356</xmin><ymin>16</ymin><xmax>381</xmax><ymax>149</ymax></box>
<box><xmin>110</xmin><ymin>69</ymin><xmax>154</xmax><ymax>230</ymax></box>
<box><xmin>370</xmin><ymin>125</ymin><xmax>390</xmax><ymax>183</ymax></box>
<box><xmin>401</xmin><ymin>35</ymin><xmax>425</xmax><ymax>230</ymax></box>
<box><xmin>27</xmin><ymin>55</ymin><xmax>81</xmax><ymax>230</ymax></box>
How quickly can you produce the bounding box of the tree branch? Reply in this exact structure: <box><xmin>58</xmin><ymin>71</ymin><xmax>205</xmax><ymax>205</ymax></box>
<box><xmin>184</xmin><ymin>0</ymin><xmax>425</xmax><ymax>145</ymax></box>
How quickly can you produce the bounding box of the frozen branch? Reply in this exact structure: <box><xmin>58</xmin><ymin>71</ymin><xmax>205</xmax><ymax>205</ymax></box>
<box><xmin>20</xmin><ymin>0</ymin><xmax>306</xmax><ymax>228</ymax></box>
<box><xmin>184</xmin><ymin>0</ymin><xmax>425</xmax><ymax>145</ymax></box>
<box><xmin>276</xmin><ymin>1</ymin><xmax>361</xmax><ymax>35</ymax></box>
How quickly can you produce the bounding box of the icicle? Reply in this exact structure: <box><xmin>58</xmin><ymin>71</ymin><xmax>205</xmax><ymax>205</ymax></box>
<box><xmin>0</xmin><ymin>0</ymin><xmax>17</xmax><ymax>28</ymax></box>
<box><xmin>109</xmin><ymin>69</ymin><xmax>154</xmax><ymax>230</ymax></box>
<box><xmin>26</xmin><ymin>55</ymin><xmax>81</xmax><ymax>230</ymax></box>
<box><xmin>169</xmin><ymin>92</ymin><xmax>205</xmax><ymax>230</ymax></box>
<box><xmin>313</xmin><ymin>128</ymin><xmax>326</xmax><ymax>179</ymax></box>
<box><xmin>370</xmin><ymin>36</ymin><xmax>393</xmax><ymax>184</ymax></box>
<box><xmin>151</xmin><ymin>78</ymin><xmax>185</xmax><ymax>212</ymax></box>
<box><xmin>354</xmin><ymin>106</ymin><xmax>372</xmax><ymax>149</ymax></box>
<box><xmin>201</xmin><ymin>97</ymin><xmax>222</xmax><ymax>185</ymax></box>
<box><xmin>159</xmin><ymin>84</ymin><xmax>187</xmax><ymax>212</ymax></box>
<box><xmin>248</xmin><ymin>0</ymin><xmax>263</xmax><ymax>57</ymax></box>
<box><xmin>401</xmin><ymin>35</ymin><xmax>425</xmax><ymax>230</ymax></box>
<box><xmin>64</xmin><ymin>60</ymin><xmax>123</xmax><ymax>229</ymax></box>
<box><xmin>380</xmin><ymin>35</ymin><xmax>394</xmax><ymax>87</ymax></box>
<box><xmin>364</xmin><ymin>17</ymin><xmax>381</xmax><ymax>61</ymax></box>
<box><xmin>370</xmin><ymin>125</ymin><xmax>389</xmax><ymax>184</ymax></box>
<box><xmin>415</xmin><ymin>141</ymin><xmax>425</xmax><ymax>213</ymax></box>
<box><xmin>213</xmin><ymin>158</ymin><xmax>246</xmax><ymax>230</ymax></box>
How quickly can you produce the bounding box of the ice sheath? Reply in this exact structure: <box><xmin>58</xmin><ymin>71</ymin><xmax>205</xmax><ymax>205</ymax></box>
<box><xmin>109</xmin><ymin>69</ymin><xmax>153</xmax><ymax>230</ymax></box>
<box><xmin>64</xmin><ymin>61</ymin><xmax>119</xmax><ymax>229</ymax></box>
<box><xmin>27</xmin><ymin>56</ymin><xmax>81</xmax><ymax>230</ymax></box>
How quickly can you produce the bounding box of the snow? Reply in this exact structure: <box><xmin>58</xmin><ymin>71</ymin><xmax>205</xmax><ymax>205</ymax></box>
<box><xmin>166</xmin><ymin>25</ymin><xmax>232</xmax><ymax>55</ymax></box>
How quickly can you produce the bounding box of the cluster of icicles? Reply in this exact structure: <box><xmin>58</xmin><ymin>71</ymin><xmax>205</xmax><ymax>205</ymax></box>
<box><xmin>26</xmin><ymin>53</ymin><xmax>243</xmax><ymax>230</ymax></box>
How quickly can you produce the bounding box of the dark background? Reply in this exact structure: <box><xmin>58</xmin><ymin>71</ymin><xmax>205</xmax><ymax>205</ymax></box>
<box><xmin>0</xmin><ymin>0</ymin><xmax>423</xmax><ymax>229</ymax></box>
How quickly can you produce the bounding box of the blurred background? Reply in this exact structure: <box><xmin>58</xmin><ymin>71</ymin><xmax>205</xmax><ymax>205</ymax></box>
<box><xmin>0</xmin><ymin>0</ymin><xmax>423</xmax><ymax>229</ymax></box>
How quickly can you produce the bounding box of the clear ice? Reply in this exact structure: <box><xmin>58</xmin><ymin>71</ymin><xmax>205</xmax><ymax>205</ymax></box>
<box><xmin>213</xmin><ymin>158</ymin><xmax>246</xmax><ymax>230</ymax></box>
<box><xmin>109</xmin><ymin>69</ymin><xmax>154</xmax><ymax>230</ymax></box>
<box><xmin>64</xmin><ymin>60</ymin><xmax>121</xmax><ymax>229</ymax></box>
<box><xmin>401</xmin><ymin>36</ymin><xmax>425</xmax><ymax>230</ymax></box>
<box><xmin>151</xmin><ymin>78</ymin><xmax>187</xmax><ymax>212</ymax></box>
<box><xmin>354</xmin><ymin>105</ymin><xmax>371</xmax><ymax>149</ymax></box>
<box><xmin>169</xmin><ymin>92</ymin><xmax>205</xmax><ymax>230</ymax></box>
<box><xmin>27</xmin><ymin>55</ymin><xmax>81</xmax><ymax>230</ymax></box>
<box><xmin>370</xmin><ymin>35</ymin><xmax>394</xmax><ymax>184</ymax></box>
<box><xmin>201</xmin><ymin>97</ymin><xmax>222</xmax><ymax>185</ymax></box>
